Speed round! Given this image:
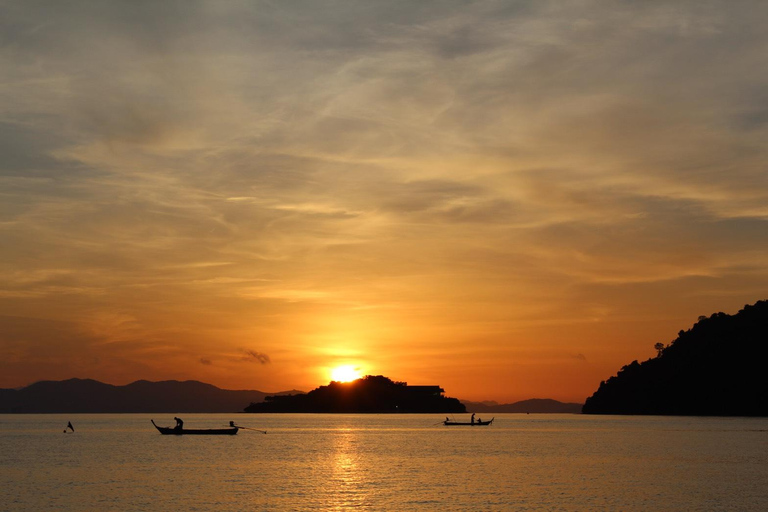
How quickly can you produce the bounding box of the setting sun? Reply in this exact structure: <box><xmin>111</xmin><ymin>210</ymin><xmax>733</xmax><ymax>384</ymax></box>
<box><xmin>330</xmin><ymin>365</ymin><xmax>362</xmax><ymax>383</ymax></box>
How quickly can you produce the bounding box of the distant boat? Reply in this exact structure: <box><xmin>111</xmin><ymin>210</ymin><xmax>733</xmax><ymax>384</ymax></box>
<box><xmin>151</xmin><ymin>419</ymin><xmax>239</xmax><ymax>435</ymax></box>
<box><xmin>443</xmin><ymin>417</ymin><xmax>494</xmax><ymax>426</ymax></box>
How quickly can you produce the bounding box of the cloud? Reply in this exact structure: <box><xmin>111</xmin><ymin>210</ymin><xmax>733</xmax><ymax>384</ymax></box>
<box><xmin>242</xmin><ymin>350</ymin><xmax>271</xmax><ymax>365</ymax></box>
<box><xmin>1</xmin><ymin>0</ymin><xmax>768</xmax><ymax>400</ymax></box>
<box><xmin>199</xmin><ymin>358</ymin><xmax>212</xmax><ymax>366</ymax></box>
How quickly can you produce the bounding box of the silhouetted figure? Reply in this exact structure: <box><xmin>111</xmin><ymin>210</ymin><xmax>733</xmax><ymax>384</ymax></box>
<box><xmin>174</xmin><ymin>417</ymin><xmax>184</xmax><ymax>430</ymax></box>
<box><xmin>230</xmin><ymin>421</ymin><xmax>236</xmax><ymax>427</ymax></box>
<box><xmin>477</xmin><ymin>417</ymin><xmax>482</xmax><ymax>424</ymax></box>
<box><xmin>446</xmin><ymin>417</ymin><xmax>450</xmax><ymax>422</ymax></box>
<box><xmin>471</xmin><ymin>413</ymin><xmax>475</xmax><ymax>425</ymax></box>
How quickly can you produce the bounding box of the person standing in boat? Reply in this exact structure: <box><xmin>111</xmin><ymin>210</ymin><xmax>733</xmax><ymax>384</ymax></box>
<box><xmin>471</xmin><ymin>413</ymin><xmax>475</xmax><ymax>425</ymax></box>
<box><xmin>174</xmin><ymin>417</ymin><xmax>184</xmax><ymax>431</ymax></box>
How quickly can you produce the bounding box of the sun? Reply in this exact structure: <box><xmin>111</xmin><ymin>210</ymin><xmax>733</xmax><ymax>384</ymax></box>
<box><xmin>330</xmin><ymin>365</ymin><xmax>362</xmax><ymax>383</ymax></box>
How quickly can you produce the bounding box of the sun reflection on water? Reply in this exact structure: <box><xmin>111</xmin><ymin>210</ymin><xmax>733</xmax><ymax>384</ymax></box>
<box><xmin>328</xmin><ymin>428</ymin><xmax>369</xmax><ymax>510</ymax></box>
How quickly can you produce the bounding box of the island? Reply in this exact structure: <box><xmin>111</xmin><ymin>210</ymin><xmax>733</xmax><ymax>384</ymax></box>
<box><xmin>244</xmin><ymin>375</ymin><xmax>466</xmax><ymax>413</ymax></box>
<box><xmin>462</xmin><ymin>398</ymin><xmax>583</xmax><ymax>414</ymax></box>
<box><xmin>0</xmin><ymin>379</ymin><xmax>299</xmax><ymax>413</ymax></box>
<box><xmin>582</xmin><ymin>300</ymin><xmax>768</xmax><ymax>416</ymax></box>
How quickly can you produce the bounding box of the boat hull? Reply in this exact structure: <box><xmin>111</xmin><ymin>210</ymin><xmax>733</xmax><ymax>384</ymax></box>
<box><xmin>444</xmin><ymin>418</ymin><xmax>494</xmax><ymax>426</ymax></box>
<box><xmin>151</xmin><ymin>420</ymin><xmax>238</xmax><ymax>435</ymax></box>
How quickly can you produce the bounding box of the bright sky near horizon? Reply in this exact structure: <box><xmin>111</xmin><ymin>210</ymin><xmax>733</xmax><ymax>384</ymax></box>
<box><xmin>1</xmin><ymin>1</ymin><xmax>767</xmax><ymax>403</ymax></box>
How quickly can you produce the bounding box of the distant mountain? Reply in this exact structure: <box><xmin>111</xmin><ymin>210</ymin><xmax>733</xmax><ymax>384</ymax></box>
<box><xmin>583</xmin><ymin>300</ymin><xmax>768</xmax><ymax>416</ymax></box>
<box><xmin>462</xmin><ymin>398</ymin><xmax>583</xmax><ymax>414</ymax></box>
<box><xmin>0</xmin><ymin>378</ymin><xmax>300</xmax><ymax>413</ymax></box>
<box><xmin>245</xmin><ymin>375</ymin><xmax>466</xmax><ymax>413</ymax></box>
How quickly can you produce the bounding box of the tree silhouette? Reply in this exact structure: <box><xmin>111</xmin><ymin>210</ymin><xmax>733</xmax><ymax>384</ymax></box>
<box><xmin>583</xmin><ymin>300</ymin><xmax>768</xmax><ymax>416</ymax></box>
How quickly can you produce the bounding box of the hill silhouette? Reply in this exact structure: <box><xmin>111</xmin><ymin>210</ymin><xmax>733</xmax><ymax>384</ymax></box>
<box><xmin>462</xmin><ymin>398</ymin><xmax>582</xmax><ymax>414</ymax></box>
<box><xmin>0</xmin><ymin>378</ymin><xmax>299</xmax><ymax>413</ymax></box>
<box><xmin>583</xmin><ymin>300</ymin><xmax>768</xmax><ymax>416</ymax></box>
<box><xmin>245</xmin><ymin>375</ymin><xmax>466</xmax><ymax>413</ymax></box>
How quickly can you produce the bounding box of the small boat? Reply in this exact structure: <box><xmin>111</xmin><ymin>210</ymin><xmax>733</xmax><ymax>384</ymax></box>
<box><xmin>443</xmin><ymin>417</ymin><xmax>494</xmax><ymax>426</ymax></box>
<box><xmin>151</xmin><ymin>419</ymin><xmax>239</xmax><ymax>435</ymax></box>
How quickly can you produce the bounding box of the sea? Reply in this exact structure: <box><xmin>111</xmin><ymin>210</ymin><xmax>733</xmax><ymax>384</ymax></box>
<box><xmin>1</xmin><ymin>413</ymin><xmax>767</xmax><ymax>511</ymax></box>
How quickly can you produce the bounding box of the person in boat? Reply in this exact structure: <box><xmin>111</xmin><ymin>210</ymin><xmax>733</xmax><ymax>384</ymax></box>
<box><xmin>477</xmin><ymin>417</ymin><xmax>482</xmax><ymax>424</ymax></box>
<box><xmin>471</xmin><ymin>413</ymin><xmax>475</xmax><ymax>425</ymax></box>
<box><xmin>174</xmin><ymin>417</ymin><xmax>184</xmax><ymax>431</ymax></box>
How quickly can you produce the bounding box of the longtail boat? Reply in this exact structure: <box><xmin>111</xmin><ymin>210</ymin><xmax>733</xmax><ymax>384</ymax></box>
<box><xmin>443</xmin><ymin>417</ymin><xmax>494</xmax><ymax>426</ymax></box>
<box><xmin>151</xmin><ymin>419</ymin><xmax>238</xmax><ymax>435</ymax></box>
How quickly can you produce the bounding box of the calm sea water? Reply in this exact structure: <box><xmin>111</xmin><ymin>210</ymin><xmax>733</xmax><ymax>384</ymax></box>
<box><xmin>1</xmin><ymin>413</ymin><xmax>767</xmax><ymax>511</ymax></box>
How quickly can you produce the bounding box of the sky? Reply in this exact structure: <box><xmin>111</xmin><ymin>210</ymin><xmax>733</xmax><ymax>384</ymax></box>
<box><xmin>1</xmin><ymin>0</ymin><xmax>767</xmax><ymax>403</ymax></box>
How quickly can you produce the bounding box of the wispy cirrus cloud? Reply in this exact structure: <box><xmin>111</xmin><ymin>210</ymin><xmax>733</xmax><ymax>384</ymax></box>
<box><xmin>1</xmin><ymin>0</ymin><xmax>767</xmax><ymax>401</ymax></box>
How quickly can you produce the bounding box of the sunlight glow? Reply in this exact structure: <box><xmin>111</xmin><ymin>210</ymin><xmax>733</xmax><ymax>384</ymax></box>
<box><xmin>330</xmin><ymin>365</ymin><xmax>362</xmax><ymax>383</ymax></box>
